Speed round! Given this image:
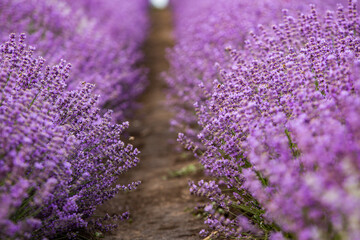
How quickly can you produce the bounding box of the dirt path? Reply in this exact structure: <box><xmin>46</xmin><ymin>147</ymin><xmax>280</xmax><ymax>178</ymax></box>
<box><xmin>100</xmin><ymin>8</ymin><xmax>205</xmax><ymax>240</ymax></box>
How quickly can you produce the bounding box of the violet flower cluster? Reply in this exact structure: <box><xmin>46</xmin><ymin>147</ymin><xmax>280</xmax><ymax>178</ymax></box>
<box><xmin>0</xmin><ymin>0</ymin><xmax>149</xmax><ymax>121</ymax></box>
<box><xmin>168</xmin><ymin>0</ymin><xmax>360</xmax><ymax>239</ymax></box>
<box><xmin>166</xmin><ymin>0</ymin><xmax>347</xmax><ymax>150</ymax></box>
<box><xmin>0</xmin><ymin>34</ymin><xmax>140</xmax><ymax>239</ymax></box>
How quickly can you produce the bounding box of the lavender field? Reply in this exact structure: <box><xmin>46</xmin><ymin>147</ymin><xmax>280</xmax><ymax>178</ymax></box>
<box><xmin>1</xmin><ymin>0</ymin><xmax>360</xmax><ymax>239</ymax></box>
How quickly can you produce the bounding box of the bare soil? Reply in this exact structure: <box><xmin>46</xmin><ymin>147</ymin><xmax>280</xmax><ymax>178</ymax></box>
<box><xmin>99</xmin><ymin>8</ymin><xmax>205</xmax><ymax>240</ymax></box>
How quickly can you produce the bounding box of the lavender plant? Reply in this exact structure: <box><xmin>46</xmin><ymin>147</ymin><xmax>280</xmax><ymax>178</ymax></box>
<box><xmin>184</xmin><ymin>1</ymin><xmax>360</xmax><ymax>239</ymax></box>
<box><xmin>166</xmin><ymin>0</ymin><xmax>347</xmax><ymax>151</ymax></box>
<box><xmin>0</xmin><ymin>0</ymin><xmax>149</xmax><ymax>121</ymax></box>
<box><xmin>0</xmin><ymin>34</ymin><xmax>140</xmax><ymax>239</ymax></box>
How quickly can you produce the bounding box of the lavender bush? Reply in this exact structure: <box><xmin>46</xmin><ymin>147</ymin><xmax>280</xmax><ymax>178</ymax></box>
<box><xmin>0</xmin><ymin>1</ymin><xmax>149</xmax><ymax>238</ymax></box>
<box><xmin>166</xmin><ymin>0</ymin><xmax>347</xmax><ymax>151</ymax></box>
<box><xmin>0</xmin><ymin>0</ymin><xmax>149</xmax><ymax>120</ymax></box>
<box><xmin>173</xmin><ymin>1</ymin><xmax>360</xmax><ymax>239</ymax></box>
<box><xmin>0</xmin><ymin>34</ymin><xmax>140</xmax><ymax>239</ymax></box>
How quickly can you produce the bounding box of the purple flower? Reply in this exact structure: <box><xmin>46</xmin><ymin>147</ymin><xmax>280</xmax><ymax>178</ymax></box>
<box><xmin>168</xmin><ymin>0</ymin><xmax>360</xmax><ymax>239</ymax></box>
<box><xmin>0</xmin><ymin>32</ymin><xmax>143</xmax><ymax>238</ymax></box>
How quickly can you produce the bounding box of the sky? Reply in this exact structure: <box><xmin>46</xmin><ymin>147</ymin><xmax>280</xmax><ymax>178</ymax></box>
<box><xmin>150</xmin><ymin>0</ymin><xmax>169</xmax><ymax>9</ymax></box>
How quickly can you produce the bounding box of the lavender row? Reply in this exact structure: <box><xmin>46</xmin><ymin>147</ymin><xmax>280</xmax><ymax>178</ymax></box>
<box><xmin>0</xmin><ymin>0</ymin><xmax>149</xmax><ymax>120</ymax></box>
<box><xmin>166</xmin><ymin>0</ymin><xmax>346</xmax><ymax>150</ymax></box>
<box><xmin>0</xmin><ymin>0</ymin><xmax>149</xmax><ymax>239</ymax></box>
<box><xmin>0</xmin><ymin>33</ymin><xmax>140</xmax><ymax>239</ymax></box>
<box><xmin>167</xmin><ymin>0</ymin><xmax>359</xmax><ymax>239</ymax></box>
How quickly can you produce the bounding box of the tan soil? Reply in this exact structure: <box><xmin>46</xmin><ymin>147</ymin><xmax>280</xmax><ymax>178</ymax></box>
<box><xmin>99</xmin><ymin>8</ymin><xmax>206</xmax><ymax>240</ymax></box>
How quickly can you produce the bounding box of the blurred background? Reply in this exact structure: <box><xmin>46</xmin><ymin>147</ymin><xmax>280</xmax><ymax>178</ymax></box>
<box><xmin>150</xmin><ymin>0</ymin><xmax>169</xmax><ymax>9</ymax></box>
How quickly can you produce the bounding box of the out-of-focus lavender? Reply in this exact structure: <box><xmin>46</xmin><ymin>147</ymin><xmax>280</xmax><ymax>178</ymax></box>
<box><xmin>0</xmin><ymin>0</ymin><xmax>149</xmax><ymax>121</ymax></box>
<box><xmin>168</xmin><ymin>0</ymin><xmax>360</xmax><ymax>239</ymax></box>
<box><xmin>0</xmin><ymin>34</ymin><xmax>140</xmax><ymax>239</ymax></box>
